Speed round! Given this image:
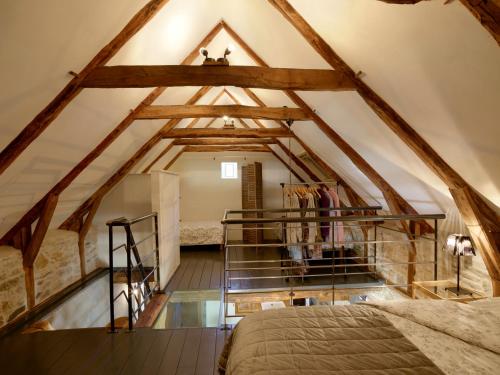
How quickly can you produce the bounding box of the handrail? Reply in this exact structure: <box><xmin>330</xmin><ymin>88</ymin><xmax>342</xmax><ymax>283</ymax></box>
<box><xmin>222</xmin><ymin>213</ymin><xmax>445</xmax><ymax>225</ymax></box>
<box><xmin>106</xmin><ymin>212</ymin><xmax>158</xmax><ymax>226</ymax></box>
<box><xmin>107</xmin><ymin>212</ymin><xmax>160</xmax><ymax>333</ymax></box>
<box><xmin>224</xmin><ymin>206</ymin><xmax>382</xmax><ymax>215</ymax></box>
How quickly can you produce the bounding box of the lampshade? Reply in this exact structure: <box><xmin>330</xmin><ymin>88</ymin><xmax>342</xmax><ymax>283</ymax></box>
<box><xmin>444</xmin><ymin>234</ymin><xmax>476</xmax><ymax>257</ymax></box>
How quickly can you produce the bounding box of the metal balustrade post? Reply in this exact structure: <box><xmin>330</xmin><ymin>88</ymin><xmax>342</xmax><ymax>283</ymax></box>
<box><xmin>126</xmin><ymin>225</ymin><xmax>133</xmax><ymax>331</ymax></box>
<box><xmin>154</xmin><ymin>214</ymin><xmax>160</xmax><ymax>292</ymax></box>
<box><xmin>108</xmin><ymin>225</ymin><xmax>116</xmax><ymax>333</ymax></box>
<box><xmin>434</xmin><ymin>219</ymin><xmax>438</xmax><ymax>281</ymax></box>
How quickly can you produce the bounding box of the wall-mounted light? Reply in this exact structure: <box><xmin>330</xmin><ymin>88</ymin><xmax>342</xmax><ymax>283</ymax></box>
<box><xmin>223</xmin><ymin>115</ymin><xmax>235</xmax><ymax>129</ymax></box>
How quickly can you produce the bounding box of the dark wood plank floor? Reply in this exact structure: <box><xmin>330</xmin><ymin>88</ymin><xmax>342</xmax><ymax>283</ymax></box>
<box><xmin>0</xmin><ymin>327</ymin><xmax>230</xmax><ymax>375</ymax></box>
<box><xmin>166</xmin><ymin>247</ymin><xmax>224</xmax><ymax>292</ymax></box>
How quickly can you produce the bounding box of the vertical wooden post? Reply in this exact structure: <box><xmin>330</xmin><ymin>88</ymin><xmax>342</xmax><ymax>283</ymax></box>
<box><xmin>78</xmin><ymin>199</ymin><xmax>101</xmax><ymax>277</ymax></box>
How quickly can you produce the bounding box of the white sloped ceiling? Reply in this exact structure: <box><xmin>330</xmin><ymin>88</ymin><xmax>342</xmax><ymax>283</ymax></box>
<box><xmin>0</xmin><ymin>0</ymin><xmax>498</xmax><ymax>237</ymax></box>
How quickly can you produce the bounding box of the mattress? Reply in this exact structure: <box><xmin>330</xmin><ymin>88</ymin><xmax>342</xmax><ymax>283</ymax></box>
<box><xmin>220</xmin><ymin>299</ymin><xmax>500</xmax><ymax>375</ymax></box>
<box><xmin>219</xmin><ymin>304</ymin><xmax>443</xmax><ymax>374</ymax></box>
<box><xmin>180</xmin><ymin>221</ymin><xmax>223</xmax><ymax>245</ymax></box>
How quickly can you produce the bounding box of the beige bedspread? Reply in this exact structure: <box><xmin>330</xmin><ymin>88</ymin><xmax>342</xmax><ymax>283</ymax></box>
<box><xmin>219</xmin><ymin>305</ymin><xmax>443</xmax><ymax>374</ymax></box>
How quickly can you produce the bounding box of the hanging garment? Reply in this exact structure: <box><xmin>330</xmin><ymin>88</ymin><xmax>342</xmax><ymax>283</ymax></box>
<box><xmin>322</xmin><ymin>192</ymin><xmax>334</xmax><ymax>250</ymax></box>
<box><xmin>328</xmin><ymin>188</ymin><xmax>345</xmax><ymax>246</ymax></box>
<box><xmin>318</xmin><ymin>188</ymin><xmax>331</xmax><ymax>240</ymax></box>
<box><xmin>305</xmin><ymin>192</ymin><xmax>322</xmax><ymax>259</ymax></box>
<box><xmin>285</xmin><ymin>192</ymin><xmax>302</xmax><ymax>261</ymax></box>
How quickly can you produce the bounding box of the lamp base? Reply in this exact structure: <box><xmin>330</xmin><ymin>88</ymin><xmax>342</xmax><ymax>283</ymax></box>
<box><xmin>445</xmin><ymin>287</ymin><xmax>473</xmax><ymax>296</ymax></box>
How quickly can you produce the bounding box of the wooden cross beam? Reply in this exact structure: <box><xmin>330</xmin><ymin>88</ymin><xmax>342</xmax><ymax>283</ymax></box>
<box><xmin>183</xmin><ymin>145</ymin><xmax>271</xmax><ymax>153</ymax></box>
<box><xmin>80</xmin><ymin>65</ymin><xmax>355</xmax><ymax>91</ymax></box>
<box><xmin>173</xmin><ymin>138</ymin><xmax>276</xmax><ymax>145</ymax></box>
<box><xmin>267</xmin><ymin>0</ymin><xmax>500</xmax><ymax>293</ymax></box>
<box><xmin>136</xmin><ymin>104</ymin><xmax>310</xmax><ymax>120</ymax></box>
<box><xmin>0</xmin><ymin>0</ymin><xmax>172</xmax><ymax>174</ymax></box>
<box><xmin>162</xmin><ymin>128</ymin><xmax>293</xmax><ymax>139</ymax></box>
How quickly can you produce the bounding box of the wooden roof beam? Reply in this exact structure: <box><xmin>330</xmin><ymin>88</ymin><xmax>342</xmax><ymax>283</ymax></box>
<box><xmin>162</xmin><ymin>128</ymin><xmax>293</xmax><ymax>139</ymax></box>
<box><xmin>0</xmin><ymin>0</ymin><xmax>172</xmax><ymax>174</ymax></box>
<box><xmin>81</xmin><ymin>65</ymin><xmax>355</xmax><ymax>91</ymax></box>
<box><xmin>183</xmin><ymin>145</ymin><xmax>271</xmax><ymax>153</ymax></box>
<box><xmin>173</xmin><ymin>138</ymin><xmax>275</xmax><ymax>146</ymax></box>
<box><xmin>267</xmin><ymin>0</ymin><xmax>500</xmax><ymax>293</ymax></box>
<box><xmin>136</xmin><ymin>104</ymin><xmax>309</xmax><ymax>120</ymax></box>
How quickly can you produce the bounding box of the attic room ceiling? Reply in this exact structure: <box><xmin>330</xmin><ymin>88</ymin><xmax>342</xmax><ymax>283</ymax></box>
<box><xmin>0</xmin><ymin>0</ymin><xmax>499</xmax><ymax>293</ymax></box>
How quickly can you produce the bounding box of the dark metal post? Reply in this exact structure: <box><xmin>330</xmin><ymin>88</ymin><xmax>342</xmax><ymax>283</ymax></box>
<box><xmin>331</xmin><ymin>223</ymin><xmax>336</xmax><ymax>305</ymax></box>
<box><xmin>108</xmin><ymin>224</ymin><xmax>116</xmax><ymax>333</ymax></box>
<box><xmin>373</xmin><ymin>225</ymin><xmax>377</xmax><ymax>273</ymax></box>
<box><xmin>126</xmin><ymin>225</ymin><xmax>134</xmax><ymax>331</ymax></box>
<box><xmin>434</xmin><ymin>219</ymin><xmax>438</xmax><ymax>281</ymax></box>
<box><xmin>154</xmin><ymin>214</ymin><xmax>160</xmax><ymax>292</ymax></box>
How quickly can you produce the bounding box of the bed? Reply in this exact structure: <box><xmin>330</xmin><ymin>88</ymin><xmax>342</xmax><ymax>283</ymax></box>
<box><xmin>180</xmin><ymin>221</ymin><xmax>223</xmax><ymax>246</ymax></box>
<box><xmin>219</xmin><ymin>298</ymin><xmax>500</xmax><ymax>375</ymax></box>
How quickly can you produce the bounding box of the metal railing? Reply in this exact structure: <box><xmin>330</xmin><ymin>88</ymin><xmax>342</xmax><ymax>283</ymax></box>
<box><xmin>220</xmin><ymin>208</ymin><xmax>445</xmax><ymax>326</ymax></box>
<box><xmin>107</xmin><ymin>213</ymin><xmax>160</xmax><ymax>332</ymax></box>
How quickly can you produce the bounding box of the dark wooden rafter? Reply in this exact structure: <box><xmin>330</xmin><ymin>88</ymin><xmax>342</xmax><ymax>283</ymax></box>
<box><xmin>173</xmin><ymin>138</ymin><xmax>275</xmax><ymax>146</ymax></box>
<box><xmin>265</xmin><ymin>145</ymin><xmax>306</xmax><ymax>183</ymax></box>
<box><xmin>183</xmin><ymin>145</ymin><xmax>270</xmax><ymax>153</ymax></box>
<box><xmin>274</xmin><ymin>140</ymin><xmax>324</xmax><ymax>184</ymax></box>
<box><xmin>379</xmin><ymin>0</ymin><xmax>500</xmax><ymax>45</ymax></box>
<box><xmin>81</xmin><ymin>65</ymin><xmax>355</xmax><ymax>91</ymax></box>
<box><xmin>267</xmin><ymin>0</ymin><xmax>500</xmax><ymax>293</ymax></box>
<box><xmin>164</xmin><ymin>148</ymin><xmax>185</xmax><ymax>170</ymax></box>
<box><xmin>136</xmin><ymin>104</ymin><xmax>310</xmax><ymax>120</ymax></box>
<box><xmin>60</xmin><ymin>86</ymin><xmax>211</xmax><ymax>230</ymax></box>
<box><xmin>162</xmin><ymin>128</ymin><xmax>293</xmax><ymax>138</ymax></box>
<box><xmin>0</xmin><ymin>21</ymin><xmax>224</xmax><ymax>245</ymax></box>
<box><xmin>141</xmin><ymin>142</ymin><xmax>175</xmax><ymax>174</ymax></box>
<box><xmin>0</xmin><ymin>0</ymin><xmax>171</xmax><ymax>175</ymax></box>
<box><xmin>186</xmin><ymin>88</ymin><xmax>225</xmax><ymax>129</ymax></box>
<box><xmin>222</xmin><ymin>18</ymin><xmax>432</xmax><ymax>233</ymax></box>
<box><xmin>77</xmin><ymin>198</ymin><xmax>101</xmax><ymax>277</ymax></box>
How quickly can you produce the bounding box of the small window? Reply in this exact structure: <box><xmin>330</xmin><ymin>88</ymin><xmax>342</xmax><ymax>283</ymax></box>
<box><xmin>221</xmin><ymin>162</ymin><xmax>238</xmax><ymax>179</ymax></box>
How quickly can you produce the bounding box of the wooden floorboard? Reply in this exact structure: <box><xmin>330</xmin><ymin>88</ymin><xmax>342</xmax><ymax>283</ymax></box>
<box><xmin>189</xmin><ymin>258</ymin><xmax>207</xmax><ymax>289</ymax></box>
<box><xmin>199</xmin><ymin>259</ymin><xmax>214</xmax><ymax>290</ymax></box>
<box><xmin>196</xmin><ymin>328</ymin><xmax>217</xmax><ymax>375</ymax></box>
<box><xmin>177</xmin><ymin>328</ymin><xmax>203</xmax><ymax>372</ymax></box>
<box><xmin>210</xmin><ymin>261</ymin><xmax>222</xmax><ymax>289</ymax></box>
<box><xmin>139</xmin><ymin>330</ymin><xmax>172</xmax><ymax>375</ymax></box>
<box><xmin>157</xmin><ymin>329</ymin><xmax>187</xmax><ymax>374</ymax></box>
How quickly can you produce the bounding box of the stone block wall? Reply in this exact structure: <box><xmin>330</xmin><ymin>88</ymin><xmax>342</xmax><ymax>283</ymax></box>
<box><xmin>84</xmin><ymin>227</ymin><xmax>100</xmax><ymax>274</ymax></box>
<box><xmin>367</xmin><ymin>222</ymin><xmax>493</xmax><ymax>296</ymax></box>
<box><xmin>0</xmin><ymin>246</ymin><xmax>26</xmax><ymax>327</ymax></box>
<box><xmin>34</xmin><ymin>229</ymin><xmax>81</xmax><ymax>305</ymax></box>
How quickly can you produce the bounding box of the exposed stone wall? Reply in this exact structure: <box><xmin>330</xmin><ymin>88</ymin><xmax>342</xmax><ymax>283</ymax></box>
<box><xmin>34</xmin><ymin>230</ymin><xmax>81</xmax><ymax>305</ymax></box>
<box><xmin>84</xmin><ymin>226</ymin><xmax>100</xmax><ymax>274</ymax></box>
<box><xmin>0</xmin><ymin>246</ymin><xmax>26</xmax><ymax>326</ymax></box>
<box><xmin>366</xmin><ymin>221</ymin><xmax>493</xmax><ymax>297</ymax></box>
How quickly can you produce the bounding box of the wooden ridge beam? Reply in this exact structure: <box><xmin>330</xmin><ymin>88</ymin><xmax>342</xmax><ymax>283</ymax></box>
<box><xmin>0</xmin><ymin>0</ymin><xmax>171</xmax><ymax>174</ymax></box>
<box><xmin>162</xmin><ymin>128</ymin><xmax>293</xmax><ymax>139</ymax></box>
<box><xmin>81</xmin><ymin>65</ymin><xmax>355</xmax><ymax>91</ymax></box>
<box><xmin>173</xmin><ymin>138</ymin><xmax>275</xmax><ymax>146</ymax></box>
<box><xmin>136</xmin><ymin>104</ymin><xmax>310</xmax><ymax>120</ymax></box>
<box><xmin>267</xmin><ymin>0</ymin><xmax>500</xmax><ymax>292</ymax></box>
<box><xmin>183</xmin><ymin>145</ymin><xmax>270</xmax><ymax>153</ymax></box>
<box><xmin>1</xmin><ymin>20</ymin><xmax>222</xmax><ymax>244</ymax></box>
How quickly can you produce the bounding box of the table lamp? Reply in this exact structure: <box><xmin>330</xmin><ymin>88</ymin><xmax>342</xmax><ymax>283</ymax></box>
<box><xmin>444</xmin><ymin>234</ymin><xmax>476</xmax><ymax>296</ymax></box>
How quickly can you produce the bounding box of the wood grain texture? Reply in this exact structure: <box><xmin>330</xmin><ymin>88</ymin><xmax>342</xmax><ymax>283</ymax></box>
<box><xmin>183</xmin><ymin>145</ymin><xmax>270</xmax><ymax>153</ymax></box>
<box><xmin>77</xmin><ymin>199</ymin><xmax>101</xmax><ymax>277</ymax></box>
<box><xmin>23</xmin><ymin>193</ymin><xmax>59</xmax><ymax>267</ymax></box>
<box><xmin>186</xmin><ymin>89</ymin><xmax>225</xmax><ymax>129</ymax></box>
<box><xmin>164</xmin><ymin>148</ymin><xmax>185</xmax><ymax>170</ymax></box>
<box><xmin>173</xmin><ymin>138</ymin><xmax>275</xmax><ymax>146</ymax></box>
<box><xmin>81</xmin><ymin>65</ymin><xmax>355</xmax><ymax>91</ymax></box>
<box><xmin>1</xmin><ymin>20</ymin><xmax>223</xmax><ymax>245</ymax></box>
<box><xmin>136</xmin><ymin>104</ymin><xmax>310</xmax><ymax>120</ymax></box>
<box><xmin>266</xmin><ymin>146</ymin><xmax>306</xmax><ymax>183</ymax></box>
<box><xmin>459</xmin><ymin>0</ymin><xmax>500</xmax><ymax>45</ymax></box>
<box><xmin>162</xmin><ymin>128</ymin><xmax>292</xmax><ymax>139</ymax></box>
<box><xmin>60</xmin><ymin>86</ymin><xmax>212</xmax><ymax>229</ymax></box>
<box><xmin>275</xmin><ymin>140</ymin><xmax>322</xmax><ymax>184</ymax></box>
<box><xmin>0</xmin><ymin>0</ymin><xmax>171</xmax><ymax>174</ymax></box>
